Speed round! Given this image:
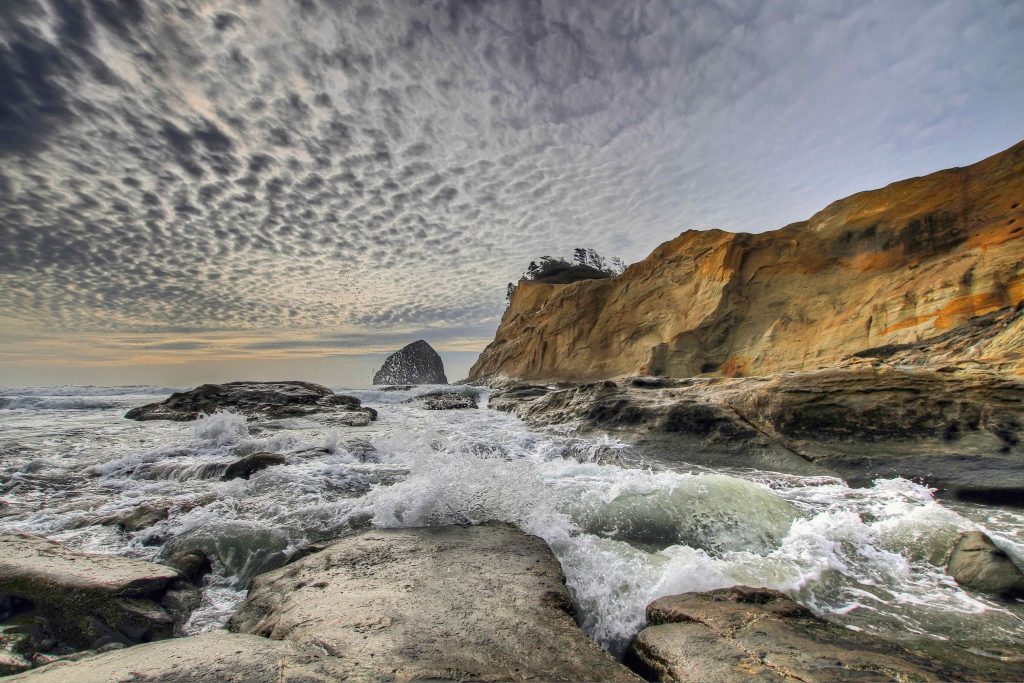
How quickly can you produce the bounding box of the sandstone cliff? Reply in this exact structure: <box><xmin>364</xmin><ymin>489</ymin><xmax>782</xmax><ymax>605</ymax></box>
<box><xmin>470</xmin><ymin>140</ymin><xmax>1024</xmax><ymax>381</ymax></box>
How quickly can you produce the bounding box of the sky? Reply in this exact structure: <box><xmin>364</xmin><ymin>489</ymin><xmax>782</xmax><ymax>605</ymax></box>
<box><xmin>1</xmin><ymin>0</ymin><xmax>1023</xmax><ymax>387</ymax></box>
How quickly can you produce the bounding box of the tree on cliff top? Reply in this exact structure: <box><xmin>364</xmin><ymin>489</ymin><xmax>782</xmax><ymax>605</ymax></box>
<box><xmin>506</xmin><ymin>248</ymin><xmax>625</xmax><ymax>302</ymax></box>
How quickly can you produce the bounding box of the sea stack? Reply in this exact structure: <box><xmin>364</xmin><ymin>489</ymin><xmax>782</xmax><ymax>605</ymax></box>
<box><xmin>373</xmin><ymin>340</ymin><xmax>448</xmax><ymax>385</ymax></box>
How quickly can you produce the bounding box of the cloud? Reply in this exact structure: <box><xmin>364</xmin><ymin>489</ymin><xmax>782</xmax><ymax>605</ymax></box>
<box><xmin>0</xmin><ymin>0</ymin><xmax>1022</xmax><ymax>377</ymax></box>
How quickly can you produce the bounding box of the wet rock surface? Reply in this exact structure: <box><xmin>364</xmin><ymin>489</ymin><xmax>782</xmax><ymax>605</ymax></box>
<box><xmin>3</xmin><ymin>630</ymin><xmax>352</xmax><ymax>682</ymax></box>
<box><xmin>946</xmin><ymin>530</ymin><xmax>1024</xmax><ymax>598</ymax></box>
<box><xmin>0</xmin><ymin>533</ymin><xmax>195</xmax><ymax>661</ymax></box>
<box><xmin>373</xmin><ymin>339</ymin><xmax>448</xmax><ymax>385</ymax></box>
<box><xmin>221</xmin><ymin>452</ymin><xmax>286</xmax><ymax>481</ymax></box>
<box><xmin>229</xmin><ymin>523</ymin><xmax>640</xmax><ymax>681</ymax></box>
<box><xmin>123</xmin><ymin>381</ymin><xmax>376</xmax><ymax>424</ymax></box>
<box><xmin>489</xmin><ymin>362</ymin><xmax>1024</xmax><ymax>505</ymax></box>
<box><xmin>627</xmin><ymin>586</ymin><xmax>1023</xmax><ymax>682</ymax></box>
<box><xmin>405</xmin><ymin>388</ymin><xmax>480</xmax><ymax>410</ymax></box>
<box><xmin>163</xmin><ymin>549</ymin><xmax>212</xmax><ymax>586</ymax></box>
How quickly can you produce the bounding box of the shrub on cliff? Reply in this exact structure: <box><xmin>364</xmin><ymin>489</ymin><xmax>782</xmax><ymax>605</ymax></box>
<box><xmin>507</xmin><ymin>249</ymin><xmax>624</xmax><ymax>302</ymax></box>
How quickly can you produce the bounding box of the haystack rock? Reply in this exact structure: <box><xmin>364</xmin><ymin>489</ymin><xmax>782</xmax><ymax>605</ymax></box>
<box><xmin>470</xmin><ymin>140</ymin><xmax>1024</xmax><ymax>381</ymax></box>
<box><xmin>372</xmin><ymin>340</ymin><xmax>448</xmax><ymax>385</ymax></box>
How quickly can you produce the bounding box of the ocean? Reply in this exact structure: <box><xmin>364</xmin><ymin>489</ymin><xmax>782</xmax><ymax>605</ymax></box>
<box><xmin>1</xmin><ymin>384</ymin><xmax>1022</xmax><ymax>656</ymax></box>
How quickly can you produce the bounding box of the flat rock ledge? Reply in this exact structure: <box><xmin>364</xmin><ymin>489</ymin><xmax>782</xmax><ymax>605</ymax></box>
<box><xmin>0</xmin><ymin>533</ymin><xmax>196</xmax><ymax>671</ymax></box>
<box><xmin>626</xmin><ymin>586</ymin><xmax>1023</xmax><ymax>683</ymax></box>
<box><xmin>123</xmin><ymin>380</ymin><xmax>377</xmax><ymax>423</ymax></box>
<box><xmin>488</xmin><ymin>362</ymin><xmax>1024</xmax><ymax>505</ymax></box>
<box><xmin>229</xmin><ymin>524</ymin><xmax>639</xmax><ymax>682</ymax></box>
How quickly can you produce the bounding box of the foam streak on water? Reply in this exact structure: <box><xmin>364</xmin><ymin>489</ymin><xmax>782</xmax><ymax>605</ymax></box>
<box><xmin>1</xmin><ymin>384</ymin><xmax>1022</xmax><ymax>655</ymax></box>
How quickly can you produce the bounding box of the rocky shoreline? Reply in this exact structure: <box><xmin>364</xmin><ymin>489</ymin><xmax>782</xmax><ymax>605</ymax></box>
<box><xmin>486</xmin><ymin>358</ymin><xmax>1024</xmax><ymax>507</ymax></box>
<box><xmin>3</xmin><ymin>379</ymin><xmax>1024</xmax><ymax>680</ymax></box>
<box><xmin>4</xmin><ymin>524</ymin><xmax>1022</xmax><ymax>682</ymax></box>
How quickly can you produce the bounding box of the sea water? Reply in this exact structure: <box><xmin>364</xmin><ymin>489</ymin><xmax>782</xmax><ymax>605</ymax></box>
<box><xmin>1</xmin><ymin>385</ymin><xmax>1022</xmax><ymax>655</ymax></box>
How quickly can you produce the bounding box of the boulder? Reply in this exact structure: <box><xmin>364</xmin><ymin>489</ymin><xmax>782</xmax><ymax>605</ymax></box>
<box><xmin>124</xmin><ymin>381</ymin><xmax>376</xmax><ymax>424</ymax></box>
<box><xmin>3</xmin><ymin>630</ymin><xmax>352</xmax><ymax>682</ymax></box>
<box><xmin>163</xmin><ymin>549</ymin><xmax>212</xmax><ymax>585</ymax></box>
<box><xmin>372</xmin><ymin>340</ymin><xmax>448</xmax><ymax>385</ymax></box>
<box><xmin>229</xmin><ymin>524</ymin><xmax>639</xmax><ymax>681</ymax></box>
<box><xmin>221</xmin><ymin>452</ymin><xmax>286</xmax><ymax>481</ymax></box>
<box><xmin>946</xmin><ymin>531</ymin><xmax>1024</xmax><ymax>598</ymax></box>
<box><xmin>0</xmin><ymin>534</ymin><xmax>195</xmax><ymax>652</ymax></box>
<box><xmin>627</xmin><ymin>586</ymin><xmax>1021</xmax><ymax>682</ymax></box>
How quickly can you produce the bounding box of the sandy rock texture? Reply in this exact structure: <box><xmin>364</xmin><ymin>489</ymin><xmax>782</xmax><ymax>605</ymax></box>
<box><xmin>2</xmin><ymin>631</ymin><xmax>352</xmax><ymax>682</ymax></box>
<box><xmin>627</xmin><ymin>586</ymin><xmax>1023</xmax><ymax>682</ymax></box>
<box><xmin>945</xmin><ymin>530</ymin><xmax>1024</xmax><ymax>598</ymax></box>
<box><xmin>229</xmin><ymin>523</ymin><xmax>640</xmax><ymax>682</ymax></box>
<box><xmin>470</xmin><ymin>140</ymin><xmax>1024</xmax><ymax>382</ymax></box>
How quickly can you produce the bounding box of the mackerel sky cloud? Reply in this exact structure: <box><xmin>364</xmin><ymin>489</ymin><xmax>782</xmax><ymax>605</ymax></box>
<box><xmin>1</xmin><ymin>0</ymin><xmax>1023</xmax><ymax>385</ymax></box>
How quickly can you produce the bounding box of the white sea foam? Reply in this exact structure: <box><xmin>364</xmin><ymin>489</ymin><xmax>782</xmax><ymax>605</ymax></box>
<box><xmin>0</xmin><ymin>396</ymin><xmax>120</xmax><ymax>410</ymax></box>
<box><xmin>1</xmin><ymin>387</ymin><xmax>1022</xmax><ymax>656</ymax></box>
<box><xmin>192</xmin><ymin>411</ymin><xmax>249</xmax><ymax>445</ymax></box>
<box><xmin>0</xmin><ymin>385</ymin><xmax>183</xmax><ymax>397</ymax></box>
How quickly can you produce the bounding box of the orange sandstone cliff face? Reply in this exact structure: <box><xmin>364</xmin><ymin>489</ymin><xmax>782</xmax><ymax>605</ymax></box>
<box><xmin>470</xmin><ymin>140</ymin><xmax>1024</xmax><ymax>382</ymax></box>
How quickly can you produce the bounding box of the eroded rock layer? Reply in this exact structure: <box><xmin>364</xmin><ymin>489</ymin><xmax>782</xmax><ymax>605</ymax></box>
<box><xmin>470</xmin><ymin>140</ymin><xmax>1024</xmax><ymax>381</ymax></box>
<box><xmin>487</xmin><ymin>359</ymin><xmax>1024</xmax><ymax>505</ymax></box>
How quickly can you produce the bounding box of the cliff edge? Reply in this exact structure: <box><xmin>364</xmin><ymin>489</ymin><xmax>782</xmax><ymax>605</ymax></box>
<box><xmin>470</xmin><ymin>140</ymin><xmax>1024</xmax><ymax>381</ymax></box>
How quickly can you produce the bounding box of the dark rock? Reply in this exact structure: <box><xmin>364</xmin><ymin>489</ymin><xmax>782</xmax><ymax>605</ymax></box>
<box><xmin>946</xmin><ymin>531</ymin><xmax>1024</xmax><ymax>598</ymax></box>
<box><xmin>97</xmin><ymin>503</ymin><xmax>169</xmax><ymax>533</ymax></box>
<box><xmin>229</xmin><ymin>524</ymin><xmax>639</xmax><ymax>682</ymax></box>
<box><xmin>405</xmin><ymin>389</ymin><xmax>478</xmax><ymax>410</ymax></box>
<box><xmin>341</xmin><ymin>438</ymin><xmax>378</xmax><ymax>462</ymax></box>
<box><xmin>164</xmin><ymin>549</ymin><xmax>212</xmax><ymax>585</ymax></box>
<box><xmin>372</xmin><ymin>340</ymin><xmax>447</xmax><ymax>385</ymax></box>
<box><xmin>125</xmin><ymin>381</ymin><xmax>332</xmax><ymax>421</ymax></box>
<box><xmin>221</xmin><ymin>452</ymin><xmax>286</xmax><ymax>481</ymax></box>
<box><xmin>123</xmin><ymin>382</ymin><xmax>377</xmax><ymax>425</ymax></box>
<box><xmin>319</xmin><ymin>394</ymin><xmax>362</xmax><ymax>410</ymax></box>
<box><xmin>0</xmin><ymin>534</ymin><xmax>191</xmax><ymax>653</ymax></box>
<box><xmin>627</xmin><ymin>586</ymin><xmax>1022</xmax><ymax>682</ymax></box>
<box><xmin>380</xmin><ymin>385</ymin><xmax>412</xmax><ymax>391</ymax></box>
